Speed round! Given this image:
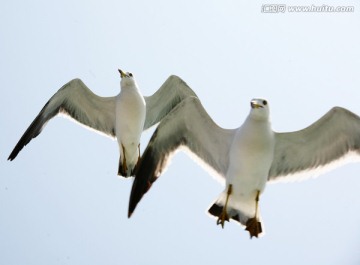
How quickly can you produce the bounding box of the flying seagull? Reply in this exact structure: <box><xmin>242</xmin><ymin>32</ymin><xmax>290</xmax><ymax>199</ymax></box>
<box><xmin>128</xmin><ymin>97</ymin><xmax>360</xmax><ymax>238</ymax></box>
<box><xmin>8</xmin><ymin>71</ymin><xmax>197</xmax><ymax>177</ymax></box>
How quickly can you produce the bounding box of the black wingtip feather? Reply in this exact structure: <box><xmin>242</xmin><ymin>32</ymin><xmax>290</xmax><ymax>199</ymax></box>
<box><xmin>128</xmin><ymin>146</ymin><xmax>159</xmax><ymax>217</ymax></box>
<box><xmin>8</xmin><ymin>99</ymin><xmax>58</xmax><ymax>161</ymax></box>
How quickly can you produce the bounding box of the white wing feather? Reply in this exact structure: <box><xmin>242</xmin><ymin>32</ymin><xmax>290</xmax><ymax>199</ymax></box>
<box><xmin>144</xmin><ymin>75</ymin><xmax>197</xmax><ymax>130</ymax></box>
<box><xmin>8</xmin><ymin>78</ymin><xmax>116</xmax><ymax>160</ymax></box>
<box><xmin>269</xmin><ymin>107</ymin><xmax>360</xmax><ymax>182</ymax></box>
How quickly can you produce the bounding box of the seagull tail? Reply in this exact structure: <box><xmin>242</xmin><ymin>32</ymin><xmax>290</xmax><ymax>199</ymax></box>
<box><xmin>118</xmin><ymin>157</ymin><xmax>126</xmax><ymax>177</ymax></box>
<box><xmin>208</xmin><ymin>202</ymin><xmax>248</xmax><ymax>227</ymax></box>
<box><xmin>207</xmin><ymin>194</ymin><xmax>264</xmax><ymax>238</ymax></box>
<box><xmin>118</xmin><ymin>156</ymin><xmax>135</xmax><ymax>178</ymax></box>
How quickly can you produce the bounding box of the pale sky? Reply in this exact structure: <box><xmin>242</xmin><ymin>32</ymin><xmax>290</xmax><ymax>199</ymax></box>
<box><xmin>1</xmin><ymin>1</ymin><xmax>360</xmax><ymax>264</ymax></box>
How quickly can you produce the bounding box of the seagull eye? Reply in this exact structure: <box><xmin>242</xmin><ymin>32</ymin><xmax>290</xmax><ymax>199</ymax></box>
<box><xmin>263</xmin><ymin>100</ymin><xmax>267</xmax><ymax>105</ymax></box>
<box><xmin>129</xmin><ymin>73</ymin><xmax>133</xmax><ymax>77</ymax></box>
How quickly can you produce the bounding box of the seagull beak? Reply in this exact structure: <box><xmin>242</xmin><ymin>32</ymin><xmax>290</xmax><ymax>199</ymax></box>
<box><xmin>118</xmin><ymin>69</ymin><xmax>126</xmax><ymax>78</ymax></box>
<box><xmin>251</xmin><ymin>101</ymin><xmax>263</xmax><ymax>109</ymax></box>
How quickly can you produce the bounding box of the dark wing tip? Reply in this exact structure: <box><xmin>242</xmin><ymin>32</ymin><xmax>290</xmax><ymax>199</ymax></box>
<box><xmin>128</xmin><ymin>146</ymin><xmax>160</xmax><ymax>217</ymax></box>
<box><xmin>7</xmin><ymin>99</ymin><xmax>59</xmax><ymax>162</ymax></box>
<box><xmin>8</xmin><ymin>137</ymin><xmax>30</xmax><ymax>161</ymax></box>
<box><xmin>8</xmin><ymin>152</ymin><xmax>16</xmax><ymax>161</ymax></box>
<box><xmin>128</xmin><ymin>174</ymin><xmax>153</xmax><ymax>218</ymax></box>
<box><xmin>7</xmin><ymin>120</ymin><xmax>44</xmax><ymax>162</ymax></box>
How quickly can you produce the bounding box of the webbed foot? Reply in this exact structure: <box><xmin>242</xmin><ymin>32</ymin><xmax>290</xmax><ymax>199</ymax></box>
<box><xmin>216</xmin><ymin>184</ymin><xmax>232</xmax><ymax>229</ymax></box>
<box><xmin>245</xmin><ymin>217</ymin><xmax>262</xmax><ymax>238</ymax></box>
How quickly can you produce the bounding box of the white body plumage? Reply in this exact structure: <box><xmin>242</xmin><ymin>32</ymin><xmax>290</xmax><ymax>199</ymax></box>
<box><xmin>116</xmin><ymin>74</ymin><xmax>146</xmax><ymax>176</ymax></box>
<box><xmin>225</xmin><ymin>103</ymin><xmax>275</xmax><ymax>219</ymax></box>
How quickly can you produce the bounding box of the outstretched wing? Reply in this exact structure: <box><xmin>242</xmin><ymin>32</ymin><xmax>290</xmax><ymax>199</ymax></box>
<box><xmin>143</xmin><ymin>75</ymin><xmax>198</xmax><ymax>130</ymax></box>
<box><xmin>128</xmin><ymin>97</ymin><xmax>236</xmax><ymax>217</ymax></box>
<box><xmin>8</xmin><ymin>78</ymin><xmax>116</xmax><ymax>160</ymax></box>
<box><xmin>269</xmin><ymin>107</ymin><xmax>360</xmax><ymax>182</ymax></box>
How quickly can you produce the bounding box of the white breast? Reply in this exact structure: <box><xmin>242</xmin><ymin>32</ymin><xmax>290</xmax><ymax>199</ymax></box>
<box><xmin>226</xmin><ymin>117</ymin><xmax>275</xmax><ymax>196</ymax></box>
<box><xmin>115</xmin><ymin>88</ymin><xmax>146</xmax><ymax>144</ymax></box>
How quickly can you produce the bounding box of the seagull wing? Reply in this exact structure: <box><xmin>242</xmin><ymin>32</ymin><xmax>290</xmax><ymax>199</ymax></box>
<box><xmin>269</xmin><ymin>107</ymin><xmax>360</xmax><ymax>182</ymax></box>
<box><xmin>143</xmin><ymin>75</ymin><xmax>198</xmax><ymax>130</ymax></box>
<box><xmin>128</xmin><ymin>97</ymin><xmax>236</xmax><ymax>216</ymax></box>
<box><xmin>8</xmin><ymin>78</ymin><xmax>116</xmax><ymax>160</ymax></box>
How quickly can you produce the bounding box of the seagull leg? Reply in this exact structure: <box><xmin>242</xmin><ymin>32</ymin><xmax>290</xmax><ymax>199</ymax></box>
<box><xmin>245</xmin><ymin>190</ymin><xmax>262</xmax><ymax>238</ymax></box>
<box><xmin>217</xmin><ymin>184</ymin><xmax>232</xmax><ymax>228</ymax></box>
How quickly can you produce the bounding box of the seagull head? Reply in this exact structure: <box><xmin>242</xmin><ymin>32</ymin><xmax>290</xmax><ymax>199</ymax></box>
<box><xmin>118</xmin><ymin>69</ymin><xmax>137</xmax><ymax>88</ymax></box>
<box><xmin>249</xmin><ymin>98</ymin><xmax>270</xmax><ymax>120</ymax></box>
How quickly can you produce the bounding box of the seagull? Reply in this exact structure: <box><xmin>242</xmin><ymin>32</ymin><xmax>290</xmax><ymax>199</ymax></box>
<box><xmin>8</xmin><ymin>71</ymin><xmax>197</xmax><ymax>177</ymax></box>
<box><xmin>128</xmin><ymin>97</ymin><xmax>360</xmax><ymax>238</ymax></box>
<box><xmin>116</xmin><ymin>69</ymin><xmax>146</xmax><ymax>176</ymax></box>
